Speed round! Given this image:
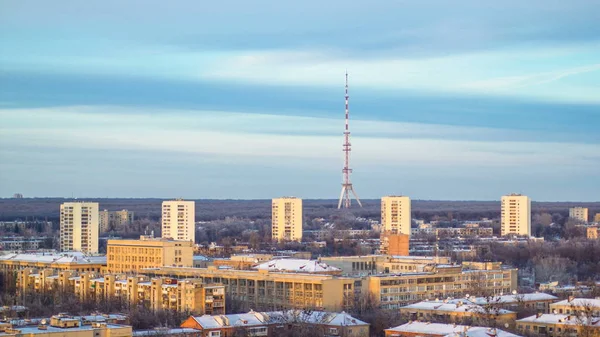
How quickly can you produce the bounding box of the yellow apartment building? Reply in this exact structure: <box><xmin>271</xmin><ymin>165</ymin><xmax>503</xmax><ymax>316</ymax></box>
<box><xmin>106</xmin><ymin>235</ymin><xmax>193</xmax><ymax>274</ymax></box>
<box><xmin>569</xmin><ymin>207</ymin><xmax>589</xmax><ymax>223</ymax></box>
<box><xmin>550</xmin><ymin>298</ymin><xmax>600</xmax><ymax>316</ymax></box>
<box><xmin>162</xmin><ymin>200</ymin><xmax>195</xmax><ymax>242</ymax></box>
<box><xmin>60</xmin><ymin>202</ymin><xmax>99</xmax><ymax>254</ymax></box>
<box><xmin>587</xmin><ymin>226</ymin><xmax>599</xmax><ymax>239</ymax></box>
<box><xmin>381</xmin><ymin>196</ymin><xmax>411</xmax><ymax>236</ymax></box>
<box><xmin>501</xmin><ymin>194</ymin><xmax>531</xmax><ymax>236</ymax></box>
<box><xmin>516</xmin><ymin>313</ymin><xmax>600</xmax><ymax>337</ymax></box>
<box><xmin>271</xmin><ymin>197</ymin><xmax>303</xmax><ymax>242</ymax></box>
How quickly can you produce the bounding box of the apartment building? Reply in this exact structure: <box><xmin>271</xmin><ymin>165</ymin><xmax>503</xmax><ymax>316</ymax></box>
<box><xmin>162</xmin><ymin>200</ymin><xmax>195</xmax><ymax>242</ymax></box>
<box><xmin>380</xmin><ymin>233</ymin><xmax>409</xmax><ymax>256</ymax></box>
<box><xmin>381</xmin><ymin>196</ymin><xmax>411</xmax><ymax>236</ymax></box>
<box><xmin>0</xmin><ymin>314</ymin><xmax>132</xmax><ymax>337</ymax></box>
<box><xmin>271</xmin><ymin>197</ymin><xmax>303</xmax><ymax>242</ymax></box>
<box><xmin>595</xmin><ymin>213</ymin><xmax>600</xmax><ymax>223</ymax></box>
<box><xmin>550</xmin><ymin>298</ymin><xmax>600</xmax><ymax>315</ymax></box>
<box><xmin>516</xmin><ymin>313</ymin><xmax>600</xmax><ymax>337</ymax></box>
<box><xmin>0</xmin><ymin>252</ymin><xmax>105</xmax><ymax>273</ymax></box>
<box><xmin>468</xmin><ymin>293</ymin><xmax>558</xmax><ymax>314</ymax></box>
<box><xmin>60</xmin><ymin>202</ymin><xmax>99</xmax><ymax>253</ymax></box>
<box><xmin>106</xmin><ymin>235</ymin><xmax>193</xmax><ymax>274</ymax></box>
<box><xmin>140</xmin><ymin>266</ymin><xmax>357</xmax><ymax>312</ymax></box>
<box><xmin>17</xmin><ymin>271</ymin><xmax>225</xmax><ymax>315</ymax></box>
<box><xmin>569</xmin><ymin>207</ymin><xmax>589</xmax><ymax>223</ymax></box>
<box><xmin>180</xmin><ymin>310</ymin><xmax>369</xmax><ymax>337</ymax></box>
<box><xmin>99</xmin><ymin>209</ymin><xmax>134</xmax><ymax>232</ymax></box>
<box><xmin>501</xmin><ymin>194</ymin><xmax>531</xmax><ymax>236</ymax></box>
<box><xmin>399</xmin><ymin>299</ymin><xmax>517</xmax><ymax>328</ymax></box>
<box><xmin>587</xmin><ymin>226</ymin><xmax>599</xmax><ymax>239</ymax></box>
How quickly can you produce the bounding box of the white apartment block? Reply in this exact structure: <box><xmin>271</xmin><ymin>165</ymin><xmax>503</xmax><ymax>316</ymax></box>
<box><xmin>162</xmin><ymin>200</ymin><xmax>195</xmax><ymax>242</ymax></box>
<box><xmin>60</xmin><ymin>202</ymin><xmax>99</xmax><ymax>254</ymax></box>
<box><xmin>569</xmin><ymin>207</ymin><xmax>588</xmax><ymax>223</ymax></box>
<box><xmin>272</xmin><ymin>197</ymin><xmax>303</xmax><ymax>242</ymax></box>
<box><xmin>381</xmin><ymin>196</ymin><xmax>412</xmax><ymax>237</ymax></box>
<box><xmin>501</xmin><ymin>194</ymin><xmax>531</xmax><ymax>236</ymax></box>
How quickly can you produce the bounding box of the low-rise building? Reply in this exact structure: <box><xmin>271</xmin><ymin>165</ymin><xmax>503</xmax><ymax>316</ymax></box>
<box><xmin>550</xmin><ymin>298</ymin><xmax>600</xmax><ymax>315</ymax></box>
<box><xmin>180</xmin><ymin>310</ymin><xmax>369</xmax><ymax>337</ymax></box>
<box><xmin>106</xmin><ymin>235</ymin><xmax>193</xmax><ymax>274</ymax></box>
<box><xmin>0</xmin><ymin>252</ymin><xmax>105</xmax><ymax>274</ymax></box>
<box><xmin>318</xmin><ymin>255</ymin><xmax>451</xmax><ymax>276</ymax></box>
<box><xmin>212</xmin><ymin>254</ymin><xmax>273</xmax><ymax>270</ymax></box>
<box><xmin>0</xmin><ymin>313</ymin><xmax>132</xmax><ymax>337</ymax></box>
<box><xmin>385</xmin><ymin>322</ymin><xmax>519</xmax><ymax>337</ymax></box>
<box><xmin>516</xmin><ymin>313</ymin><xmax>600</xmax><ymax>337</ymax></box>
<box><xmin>467</xmin><ymin>293</ymin><xmax>558</xmax><ymax>314</ymax></box>
<box><xmin>399</xmin><ymin>299</ymin><xmax>517</xmax><ymax>328</ymax></box>
<box><xmin>253</xmin><ymin>259</ymin><xmax>342</xmax><ymax>275</ymax></box>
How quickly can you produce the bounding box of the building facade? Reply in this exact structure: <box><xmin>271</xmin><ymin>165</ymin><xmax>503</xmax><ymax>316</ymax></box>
<box><xmin>162</xmin><ymin>200</ymin><xmax>195</xmax><ymax>242</ymax></box>
<box><xmin>569</xmin><ymin>207</ymin><xmax>589</xmax><ymax>223</ymax></box>
<box><xmin>271</xmin><ymin>197</ymin><xmax>303</xmax><ymax>242</ymax></box>
<box><xmin>60</xmin><ymin>202</ymin><xmax>99</xmax><ymax>254</ymax></box>
<box><xmin>381</xmin><ymin>196</ymin><xmax>411</xmax><ymax>237</ymax></box>
<box><xmin>501</xmin><ymin>194</ymin><xmax>531</xmax><ymax>236</ymax></box>
<box><xmin>106</xmin><ymin>235</ymin><xmax>193</xmax><ymax>274</ymax></box>
<box><xmin>99</xmin><ymin>209</ymin><xmax>134</xmax><ymax>232</ymax></box>
<box><xmin>0</xmin><ymin>253</ymin><xmax>105</xmax><ymax>274</ymax></box>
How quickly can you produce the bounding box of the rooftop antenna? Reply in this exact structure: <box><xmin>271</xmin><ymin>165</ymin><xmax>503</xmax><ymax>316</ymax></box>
<box><xmin>337</xmin><ymin>71</ymin><xmax>362</xmax><ymax>209</ymax></box>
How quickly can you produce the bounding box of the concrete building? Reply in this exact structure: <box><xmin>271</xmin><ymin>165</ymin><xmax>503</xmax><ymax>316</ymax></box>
<box><xmin>569</xmin><ymin>207</ymin><xmax>589</xmax><ymax>223</ymax></box>
<box><xmin>399</xmin><ymin>299</ymin><xmax>517</xmax><ymax>328</ymax></box>
<box><xmin>379</xmin><ymin>233</ymin><xmax>409</xmax><ymax>256</ymax></box>
<box><xmin>60</xmin><ymin>202</ymin><xmax>99</xmax><ymax>253</ymax></box>
<box><xmin>0</xmin><ymin>314</ymin><xmax>132</xmax><ymax>337</ymax></box>
<box><xmin>162</xmin><ymin>200</ymin><xmax>195</xmax><ymax>242</ymax></box>
<box><xmin>468</xmin><ymin>293</ymin><xmax>558</xmax><ymax>313</ymax></box>
<box><xmin>595</xmin><ymin>213</ymin><xmax>600</xmax><ymax>223</ymax></box>
<box><xmin>0</xmin><ymin>252</ymin><xmax>105</xmax><ymax>274</ymax></box>
<box><xmin>550</xmin><ymin>298</ymin><xmax>600</xmax><ymax>315</ymax></box>
<box><xmin>99</xmin><ymin>209</ymin><xmax>134</xmax><ymax>232</ymax></box>
<box><xmin>381</xmin><ymin>196</ymin><xmax>411</xmax><ymax>236</ymax></box>
<box><xmin>319</xmin><ymin>255</ymin><xmax>451</xmax><ymax>276</ymax></box>
<box><xmin>516</xmin><ymin>313</ymin><xmax>600</xmax><ymax>337</ymax></box>
<box><xmin>106</xmin><ymin>235</ymin><xmax>193</xmax><ymax>274</ymax></box>
<box><xmin>587</xmin><ymin>226</ymin><xmax>599</xmax><ymax>239</ymax></box>
<box><xmin>501</xmin><ymin>194</ymin><xmax>531</xmax><ymax>236</ymax></box>
<box><xmin>271</xmin><ymin>197</ymin><xmax>303</xmax><ymax>242</ymax></box>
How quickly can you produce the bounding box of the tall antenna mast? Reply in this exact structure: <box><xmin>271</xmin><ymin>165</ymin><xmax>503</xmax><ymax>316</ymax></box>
<box><xmin>338</xmin><ymin>71</ymin><xmax>362</xmax><ymax>209</ymax></box>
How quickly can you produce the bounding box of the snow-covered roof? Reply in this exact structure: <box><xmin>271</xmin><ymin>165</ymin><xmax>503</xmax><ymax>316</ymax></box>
<box><xmin>517</xmin><ymin>314</ymin><xmax>600</xmax><ymax>326</ymax></box>
<box><xmin>387</xmin><ymin>322</ymin><xmax>518</xmax><ymax>337</ymax></box>
<box><xmin>133</xmin><ymin>328</ymin><xmax>199</xmax><ymax>336</ymax></box>
<box><xmin>264</xmin><ymin>310</ymin><xmax>367</xmax><ymax>326</ymax></box>
<box><xmin>0</xmin><ymin>252</ymin><xmax>106</xmax><ymax>265</ymax></box>
<box><xmin>551</xmin><ymin>298</ymin><xmax>600</xmax><ymax>308</ymax></box>
<box><xmin>191</xmin><ymin>312</ymin><xmax>267</xmax><ymax>329</ymax></box>
<box><xmin>193</xmin><ymin>255</ymin><xmax>209</xmax><ymax>261</ymax></box>
<box><xmin>401</xmin><ymin>300</ymin><xmax>513</xmax><ymax>315</ymax></box>
<box><xmin>253</xmin><ymin>259</ymin><xmax>340</xmax><ymax>273</ymax></box>
<box><xmin>444</xmin><ymin>327</ymin><xmax>521</xmax><ymax>337</ymax></box>
<box><xmin>470</xmin><ymin>293</ymin><xmax>557</xmax><ymax>305</ymax></box>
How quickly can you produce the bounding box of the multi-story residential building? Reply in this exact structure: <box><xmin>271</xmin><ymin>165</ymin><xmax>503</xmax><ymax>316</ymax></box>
<box><xmin>0</xmin><ymin>237</ymin><xmax>45</xmax><ymax>251</ymax></box>
<box><xmin>0</xmin><ymin>252</ymin><xmax>105</xmax><ymax>274</ymax></box>
<box><xmin>399</xmin><ymin>299</ymin><xmax>517</xmax><ymax>328</ymax></box>
<box><xmin>501</xmin><ymin>194</ymin><xmax>531</xmax><ymax>236</ymax></box>
<box><xmin>0</xmin><ymin>313</ymin><xmax>132</xmax><ymax>337</ymax></box>
<box><xmin>516</xmin><ymin>313</ymin><xmax>600</xmax><ymax>337</ymax></box>
<box><xmin>468</xmin><ymin>293</ymin><xmax>558</xmax><ymax>314</ymax></box>
<box><xmin>106</xmin><ymin>235</ymin><xmax>193</xmax><ymax>274</ymax></box>
<box><xmin>180</xmin><ymin>310</ymin><xmax>369</xmax><ymax>337</ymax></box>
<box><xmin>99</xmin><ymin>209</ymin><xmax>134</xmax><ymax>232</ymax></box>
<box><xmin>385</xmin><ymin>322</ymin><xmax>519</xmax><ymax>337</ymax></box>
<box><xmin>271</xmin><ymin>197</ymin><xmax>303</xmax><ymax>242</ymax></box>
<box><xmin>16</xmin><ymin>272</ymin><xmax>225</xmax><ymax>315</ymax></box>
<box><xmin>162</xmin><ymin>200</ymin><xmax>195</xmax><ymax>242</ymax></box>
<box><xmin>140</xmin><ymin>266</ymin><xmax>357</xmax><ymax>312</ymax></box>
<box><xmin>550</xmin><ymin>298</ymin><xmax>600</xmax><ymax>315</ymax></box>
<box><xmin>380</xmin><ymin>233</ymin><xmax>409</xmax><ymax>256</ymax></box>
<box><xmin>595</xmin><ymin>213</ymin><xmax>600</xmax><ymax>223</ymax></box>
<box><xmin>60</xmin><ymin>202</ymin><xmax>99</xmax><ymax>253</ymax></box>
<box><xmin>587</xmin><ymin>226</ymin><xmax>599</xmax><ymax>239</ymax></box>
<box><xmin>569</xmin><ymin>207</ymin><xmax>589</xmax><ymax>223</ymax></box>
<box><xmin>381</xmin><ymin>196</ymin><xmax>411</xmax><ymax>236</ymax></box>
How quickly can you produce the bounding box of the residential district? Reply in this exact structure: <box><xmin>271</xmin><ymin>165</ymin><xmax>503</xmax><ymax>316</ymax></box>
<box><xmin>0</xmin><ymin>195</ymin><xmax>599</xmax><ymax>337</ymax></box>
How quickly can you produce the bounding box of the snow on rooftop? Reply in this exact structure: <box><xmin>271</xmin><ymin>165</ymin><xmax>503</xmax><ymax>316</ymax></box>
<box><xmin>401</xmin><ymin>300</ymin><xmax>513</xmax><ymax>314</ymax></box>
<box><xmin>193</xmin><ymin>255</ymin><xmax>209</xmax><ymax>261</ymax></box>
<box><xmin>470</xmin><ymin>293</ymin><xmax>557</xmax><ymax>305</ymax></box>
<box><xmin>552</xmin><ymin>298</ymin><xmax>600</xmax><ymax>308</ymax></box>
<box><xmin>253</xmin><ymin>259</ymin><xmax>340</xmax><ymax>273</ymax></box>
<box><xmin>387</xmin><ymin>322</ymin><xmax>518</xmax><ymax>337</ymax></box>
<box><xmin>444</xmin><ymin>327</ymin><xmax>521</xmax><ymax>337</ymax></box>
<box><xmin>0</xmin><ymin>252</ymin><xmax>106</xmax><ymax>264</ymax></box>
<box><xmin>517</xmin><ymin>314</ymin><xmax>600</xmax><ymax>326</ymax></box>
<box><xmin>133</xmin><ymin>328</ymin><xmax>199</xmax><ymax>336</ymax></box>
<box><xmin>264</xmin><ymin>310</ymin><xmax>367</xmax><ymax>326</ymax></box>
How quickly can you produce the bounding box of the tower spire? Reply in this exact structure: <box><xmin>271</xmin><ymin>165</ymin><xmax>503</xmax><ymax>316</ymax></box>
<box><xmin>338</xmin><ymin>71</ymin><xmax>362</xmax><ymax>209</ymax></box>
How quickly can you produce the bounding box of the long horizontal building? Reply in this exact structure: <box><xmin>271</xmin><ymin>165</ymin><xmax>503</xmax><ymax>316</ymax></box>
<box><xmin>0</xmin><ymin>252</ymin><xmax>105</xmax><ymax>273</ymax></box>
<box><xmin>17</xmin><ymin>270</ymin><xmax>225</xmax><ymax>315</ymax></box>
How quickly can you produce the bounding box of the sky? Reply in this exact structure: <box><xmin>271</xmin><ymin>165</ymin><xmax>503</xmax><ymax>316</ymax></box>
<box><xmin>0</xmin><ymin>0</ymin><xmax>599</xmax><ymax>201</ymax></box>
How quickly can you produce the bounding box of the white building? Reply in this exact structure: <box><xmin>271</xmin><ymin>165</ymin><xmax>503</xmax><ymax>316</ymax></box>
<box><xmin>501</xmin><ymin>194</ymin><xmax>531</xmax><ymax>236</ymax></box>
<box><xmin>60</xmin><ymin>202</ymin><xmax>99</xmax><ymax>254</ymax></box>
<box><xmin>381</xmin><ymin>196</ymin><xmax>412</xmax><ymax>237</ymax></box>
<box><xmin>569</xmin><ymin>207</ymin><xmax>589</xmax><ymax>223</ymax></box>
<box><xmin>271</xmin><ymin>197</ymin><xmax>303</xmax><ymax>242</ymax></box>
<box><xmin>161</xmin><ymin>200</ymin><xmax>195</xmax><ymax>242</ymax></box>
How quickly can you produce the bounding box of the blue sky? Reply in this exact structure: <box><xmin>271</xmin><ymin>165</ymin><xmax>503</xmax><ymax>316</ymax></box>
<box><xmin>0</xmin><ymin>0</ymin><xmax>599</xmax><ymax>201</ymax></box>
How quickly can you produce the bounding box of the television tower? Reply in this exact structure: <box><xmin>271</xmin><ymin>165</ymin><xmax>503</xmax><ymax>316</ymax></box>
<box><xmin>337</xmin><ymin>71</ymin><xmax>362</xmax><ymax>209</ymax></box>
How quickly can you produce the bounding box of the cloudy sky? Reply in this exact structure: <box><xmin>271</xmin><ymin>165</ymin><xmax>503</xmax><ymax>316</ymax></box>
<box><xmin>1</xmin><ymin>0</ymin><xmax>599</xmax><ymax>201</ymax></box>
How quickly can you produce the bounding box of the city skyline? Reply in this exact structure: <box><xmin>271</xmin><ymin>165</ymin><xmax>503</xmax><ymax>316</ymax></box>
<box><xmin>1</xmin><ymin>1</ymin><xmax>599</xmax><ymax>201</ymax></box>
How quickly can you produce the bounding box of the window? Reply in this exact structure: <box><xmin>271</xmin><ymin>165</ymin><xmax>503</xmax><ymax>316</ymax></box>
<box><xmin>328</xmin><ymin>328</ymin><xmax>339</xmax><ymax>335</ymax></box>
